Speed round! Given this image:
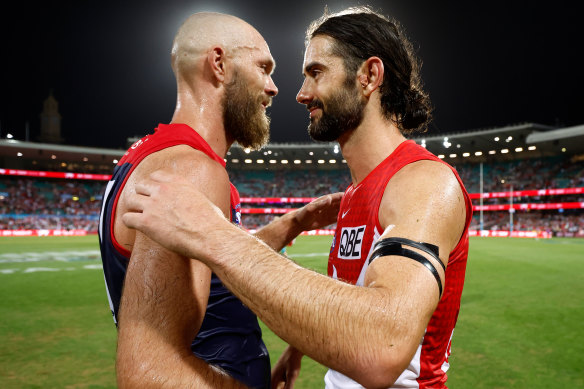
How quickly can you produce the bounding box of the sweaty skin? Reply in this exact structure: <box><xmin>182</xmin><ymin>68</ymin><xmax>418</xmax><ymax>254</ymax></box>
<box><xmin>122</xmin><ymin>30</ymin><xmax>467</xmax><ymax>389</ymax></box>
<box><xmin>112</xmin><ymin>12</ymin><xmax>306</xmax><ymax>389</ymax></box>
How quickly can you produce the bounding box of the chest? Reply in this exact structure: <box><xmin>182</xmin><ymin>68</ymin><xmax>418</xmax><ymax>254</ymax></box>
<box><xmin>328</xmin><ymin>185</ymin><xmax>384</xmax><ymax>285</ymax></box>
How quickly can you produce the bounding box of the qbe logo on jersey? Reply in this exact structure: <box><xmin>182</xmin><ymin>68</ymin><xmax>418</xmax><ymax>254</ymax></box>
<box><xmin>337</xmin><ymin>225</ymin><xmax>366</xmax><ymax>259</ymax></box>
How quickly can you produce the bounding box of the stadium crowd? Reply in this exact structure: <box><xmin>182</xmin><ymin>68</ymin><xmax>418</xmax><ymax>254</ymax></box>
<box><xmin>0</xmin><ymin>178</ymin><xmax>102</xmax><ymax>231</ymax></box>
<box><xmin>1</xmin><ymin>155</ymin><xmax>583</xmax><ymax>236</ymax></box>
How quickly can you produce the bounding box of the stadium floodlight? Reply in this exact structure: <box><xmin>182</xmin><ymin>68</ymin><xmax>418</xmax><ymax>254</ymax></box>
<box><xmin>257</xmin><ymin>159</ymin><xmax>265</xmax><ymax>164</ymax></box>
<box><xmin>449</xmin><ymin>153</ymin><xmax>457</xmax><ymax>158</ymax></box>
<box><xmin>51</xmin><ymin>155</ymin><xmax>57</xmax><ymax>159</ymax></box>
<box><xmin>293</xmin><ymin>160</ymin><xmax>301</xmax><ymax>164</ymax></box>
<box><xmin>244</xmin><ymin>159</ymin><xmax>252</xmax><ymax>164</ymax></box>
<box><xmin>244</xmin><ymin>148</ymin><xmax>251</xmax><ymax>154</ymax></box>
<box><xmin>494</xmin><ymin>137</ymin><xmax>500</xmax><ymax>141</ymax></box>
<box><xmin>421</xmin><ymin>139</ymin><xmax>426</xmax><ymax>148</ymax></box>
<box><xmin>6</xmin><ymin>133</ymin><xmax>13</xmax><ymax>139</ymax></box>
<box><xmin>227</xmin><ymin>151</ymin><xmax>231</xmax><ymax>156</ymax></box>
<box><xmin>269</xmin><ymin>159</ymin><xmax>277</xmax><ymax>164</ymax></box>
<box><xmin>456</xmin><ymin>144</ymin><xmax>461</xmax><ymax>149</ymax></box>
<box><xmin>438</xmin><ymin>154</ymin><xmax>445</xmax><ymax>159</ymax></box>
<box><xmin>309</xmin><ymin>151</ymin><xmax>314</xmax><ymax>156</ymax></box>
<box><xmin>17</xmin><ymin>152</ymin><xmax>23</xmax><ymax>157</ymax></box>
<box><xmin>113</xmin><ymin>159</ymin><xmax>118</xmax><ymax>164</ymax></box>
<box><xmin>506</xmin><ymin>136</ymin><xmax>513</xmax><ymax>142</ymax></box>
<box><xmin>317</xmin><ymin>159</ymin><xmax>325</xmax><ymax>164</ymax></box>
<box><xmin>232</xmin><ymin>159</ymin><xmax>240</xmax><ymax>163</ymax></box>
<box><xmin>281</xmin><ymin>160</ymin><xmax>289</xmax><ymax>164</ymax></box>
<box><xmin>83</xmin><ymin>157</ymin><xmax>88</xmax><ymax>162</ymax></box>
<box><xmin>562</xmin><ymin>148</ymin><xmax>567</xmax><ymax>152</ymax></box>
<box><xmin>333</xmin><ymin>145</ymin><xmax>339</xmax><ymax>154</ymax></box>
<box><xmin>462</xmin><ymin>153</ymin><xmax>470</xmax><ymax>157</ymax></box>
<box><xmin>528</xmin><ymin>146</ymin><xmax>536</xmax><ymax>151</ymax></box>
<box><xmin>501</xmin><ymin>149</ymin><xmax>509</xmax><ymax>154</ymax></box>
<box><xmin>329</xmin><ymin>159</ymin><xmax>336</xmax><ymax>163</ymax></box>
<box><xmin>475</xmin><ymin>151</ymin><xmax>483</xmax><ymax>156</ymax></box>
<box><xmin>515</xmin><ymin>147</ymin><xmax>523</xmax><ymax>152</ymax></box>
<box><xmin>342</xmin><ymin>159</ymin><xmax>347</xmax><ymax>163</ymax></box>
<box><xmin>489</xmin><ymin>150</ymin><xmax>496</xmax><ymax>155</ymax></box>
<box><xmin>443</xmin><ymin>137</ymin><xmax>451</xmax><ymax>148</ymax></box>
<box><xmin>305</xmin><ymin>160</ymin><xmax>312</xmax><ymax>164</ymax></box>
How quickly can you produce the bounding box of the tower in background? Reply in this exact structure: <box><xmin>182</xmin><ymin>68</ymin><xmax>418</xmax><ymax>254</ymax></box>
<box><xmin>38</xmin><ymin>91</ymin><xmax>64</xmax><ymax>144</ymax></box>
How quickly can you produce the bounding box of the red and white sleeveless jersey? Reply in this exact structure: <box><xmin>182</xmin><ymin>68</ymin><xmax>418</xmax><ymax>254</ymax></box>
<box><xmin>325</xmin><ymin>140</ymin><xmax>473</xmax><ymax>389</ymax></box>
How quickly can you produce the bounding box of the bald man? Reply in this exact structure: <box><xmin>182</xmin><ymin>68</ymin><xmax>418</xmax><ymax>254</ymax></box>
<box><xmin>99</xmin><ymin>13</ymin><xmax>339</xmax><ymax>388</ymax></box>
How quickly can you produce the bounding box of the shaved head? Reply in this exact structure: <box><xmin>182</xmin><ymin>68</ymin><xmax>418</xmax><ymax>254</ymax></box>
<box><xmin>171</xmin><ymin>12</ymin><xmax>266</xmax><ymax>77</ymax></box>
<box><xmin>169</xmin><ymin>12</ymin><xmax>277</xmax><ymax>151</ymax></box>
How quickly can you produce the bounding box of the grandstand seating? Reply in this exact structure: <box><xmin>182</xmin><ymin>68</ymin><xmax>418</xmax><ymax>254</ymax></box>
<box><xmin>1</xmin><ymin>154</ymin><xmax>583</xmax><ymax>236</ymax></box>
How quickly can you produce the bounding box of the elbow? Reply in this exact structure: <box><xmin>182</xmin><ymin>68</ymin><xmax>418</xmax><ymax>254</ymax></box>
<box><xmin>116</xmin><ymin>359</ymin><xmax>147</xmax><ymax>389</ymax></box>
<box><xmin>350</xmin><ymin>348</ymin><xmax>413</xmax><ymax>389</ymax></box>
<box><xmin>116</xmin><ymin>350</ymin><xmax>165</xmax><ymax>389</ymax></box>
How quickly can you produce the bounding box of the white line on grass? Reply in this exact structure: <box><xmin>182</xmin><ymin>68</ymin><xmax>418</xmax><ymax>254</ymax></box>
<box><xmin>0</xmin><ymin>250</ymin><xmax>101</xmax><ymax>263</ymax></box>
<box><xmin>288</xmin><ymin>253</ymin><xmax>329</xmax><ymax>258</ymax></box>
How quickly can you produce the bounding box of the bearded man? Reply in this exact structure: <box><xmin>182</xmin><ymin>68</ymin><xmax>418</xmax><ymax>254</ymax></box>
<box><xmin>121</xmin><ymin>7</ymin><xmax>473</xmax><ymax>389</ymax></box>
<box><xmin>99</xmin><ymin>12</ymin><xmax>341</xmax><ymax>389</ymax></box>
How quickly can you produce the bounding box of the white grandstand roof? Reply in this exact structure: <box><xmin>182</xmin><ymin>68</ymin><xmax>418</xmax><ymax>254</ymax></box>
<box><xmin>0</xmin><ymin>122</ymin><xmax>582</xmax><ymax>170</ymax></box>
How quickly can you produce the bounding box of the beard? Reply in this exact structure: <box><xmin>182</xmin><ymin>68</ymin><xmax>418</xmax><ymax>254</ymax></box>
<box><xmin>307</xmin><ymin>77</ymin><xmax>365</xmax><ymax>142</ymax></box>
<box><xmin>222</xmin><ymin>70</ymin><xmax>271</xmax><ymax>150</ymax></box>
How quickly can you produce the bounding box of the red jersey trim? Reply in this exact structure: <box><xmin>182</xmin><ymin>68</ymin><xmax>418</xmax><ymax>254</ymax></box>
<box><xmin>371</xmin><ymin>140</ymin><xmax>473</xmax><ymax>261</ymax></box>
<box><xmin>109</xmin><ymin>123</ymin><xmax>226</xmax><ymax>258</ymax></box>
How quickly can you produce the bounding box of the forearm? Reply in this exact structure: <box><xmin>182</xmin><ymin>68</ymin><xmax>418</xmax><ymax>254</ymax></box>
<box><xmin>253</xmin><ymin>210</ymin><xmax>302</xmax><ymax>251</ymax></box>
<box><xmin>117</xmin><ymin>322</ymin><xmax>247</xmax><ymax>389</ymax></box>
<box><xmin>117</xmin><ymin>233</ymin><xmax>247</xmax><ymax>389</ymax></box>
<box><xmin>199</xmin><ymin>224</ymin><xmax>414</xmax><ymax>386</ymax></box>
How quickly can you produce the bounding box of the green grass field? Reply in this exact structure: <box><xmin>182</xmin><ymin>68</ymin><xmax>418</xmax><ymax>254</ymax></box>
<box><xmin>1</xmin><ymin>235</ymin><xmax>583</xmax><ymax>388</ymax></box>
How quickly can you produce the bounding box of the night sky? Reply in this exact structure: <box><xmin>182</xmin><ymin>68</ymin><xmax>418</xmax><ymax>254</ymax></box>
<box><xmin>1</xmin><ymin>0</ymin><xmax>582</xmax><ymax>150</ymax></box>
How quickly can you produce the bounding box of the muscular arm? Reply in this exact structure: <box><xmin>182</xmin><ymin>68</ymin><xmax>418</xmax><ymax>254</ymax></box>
<box><xmin>253</xmin><ymin>192</ymin><xmax>342</xmax><ymax>251</ymax></box>
<box><xmin>116</xmin><ymin>233</ymin><xmax>246</xmax><ymax>388</ymax></box>
<box><xmin>123</xmin><ymin>162</ymin><xmax>466</xmax><ymax>388</ymax></box>
<box><xmin>115</xmin><ymin>146</ymin><xmax>247</xmax><ymax>388</ymax></box>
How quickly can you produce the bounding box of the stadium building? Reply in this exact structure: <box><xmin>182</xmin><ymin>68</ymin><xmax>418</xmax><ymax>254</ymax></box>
<box><xmin>1</xmin><ymin>122</ymin><xmax>583</xmax><ymax>238</ymax></box>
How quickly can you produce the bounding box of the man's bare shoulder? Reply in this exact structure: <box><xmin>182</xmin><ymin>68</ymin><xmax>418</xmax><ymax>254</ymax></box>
<box><xmin>379</xmin><ymin>159</ymin><xmax>466</xmax><ymax>251</ymax></box>
<box><xmin>114</xmin><ymin>144</ymin><xmax>231</xmax><ymax>252</ymax></box>
<box><xmin>134</xmin><ymin>145</ymin><xmax>229</xmax><ymax>188</ymax></box>
<box><xmin>389</xmin><ymin>159</ymin><xmax>460</xmax><ymax>195</ymax></box>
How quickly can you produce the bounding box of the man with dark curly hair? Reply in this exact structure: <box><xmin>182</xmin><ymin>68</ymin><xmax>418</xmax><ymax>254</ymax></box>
<box><xmin>123</xmin><ymin>7</ymin><xmax>473</xmax><ymax>389</ymax></box>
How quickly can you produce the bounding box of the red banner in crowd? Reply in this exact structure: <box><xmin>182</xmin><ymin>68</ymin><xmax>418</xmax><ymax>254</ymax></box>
<box><xmin>0</xmin><ymin>229</ymin><xmax>89</xmax><ymax>237</ymax></box>
<box><xmin>468</xmin><ymin>230</ymin><xmax>552</xmax><ymax>238</ymax></box>
<box><xmin>0</xmin><ymin>168</ymin><xmax>112</xmax><ymax>181</ymax></box>
<box><xmin>241</xmin><ymin>208</ymin><xmax>295</xmax><ymax>214</ymax></box>
<box><xmin>468</xmin><ymin>187</ymin><xmax>584</xmax><ymax>199</ymax></box>
<box><xmin>240</xmin><ymin>197</ymin><xmax>317</xmax><ymax>204</ymax></box>
<box><xmin>242</xmin><ymin>201</ymin><xmax>584</xmax><ymax>215</ymax></box>
<box><xmin>474</xmin><ymin>202</ymin><xmax>584</xmax><ymax>211</ymax></box>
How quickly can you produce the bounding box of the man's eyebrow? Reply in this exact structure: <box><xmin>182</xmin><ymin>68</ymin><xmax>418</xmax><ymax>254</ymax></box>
<box><xmin>303</xmin><ymin>61</ymin><xmax>325</xmax><ymax>75</ymax></box>
<box><xmin>262</xmin><ymin>58</ymin><xmax>276</xmax><ymax>74</ymax></box>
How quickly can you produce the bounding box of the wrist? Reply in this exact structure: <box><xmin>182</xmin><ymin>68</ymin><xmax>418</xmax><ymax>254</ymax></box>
<box><xmin>279</xmin><ymin>210</ymin><xmax>304</xmax><ymax>244</ymax></box>
<box><xmin>191</xmin><ymin>218</ymin><xmax>242</xmax><ymax>269</ymax></box>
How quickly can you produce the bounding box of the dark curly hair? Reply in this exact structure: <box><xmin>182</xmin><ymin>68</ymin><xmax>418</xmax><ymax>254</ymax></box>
<box><xmin>306</xmin><ymin>6</ymin><xmax>433</xmax><ymax>134</ymax></box>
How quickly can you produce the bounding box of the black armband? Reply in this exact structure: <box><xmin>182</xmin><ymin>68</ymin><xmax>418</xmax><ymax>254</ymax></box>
<box><xmin>369</xmin><ymin>237</ymin><xmax>444</xmax><ymax>297</ymax></box>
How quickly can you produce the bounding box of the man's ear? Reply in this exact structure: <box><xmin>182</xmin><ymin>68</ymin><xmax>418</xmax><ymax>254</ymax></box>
<box><xmin>207</xmin><ymin>46</ymin><xmax>226</xmax><ymax>83</ymax></box>
<box><xmin>358</xmin><ymin>57</ymin><xmax>384</xmax><ymax>97</ymax></box>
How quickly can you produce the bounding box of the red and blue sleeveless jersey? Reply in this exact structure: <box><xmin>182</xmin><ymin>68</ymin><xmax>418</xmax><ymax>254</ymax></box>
<box><xmin>98</xmin><ymin>123</ymin><xmax>269</xmax><ymax>389</ymax></box>
<box><xmin>324</xmin><ymin>140</ymin><xmax>472</xmax><ymax>389</ymax></box>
